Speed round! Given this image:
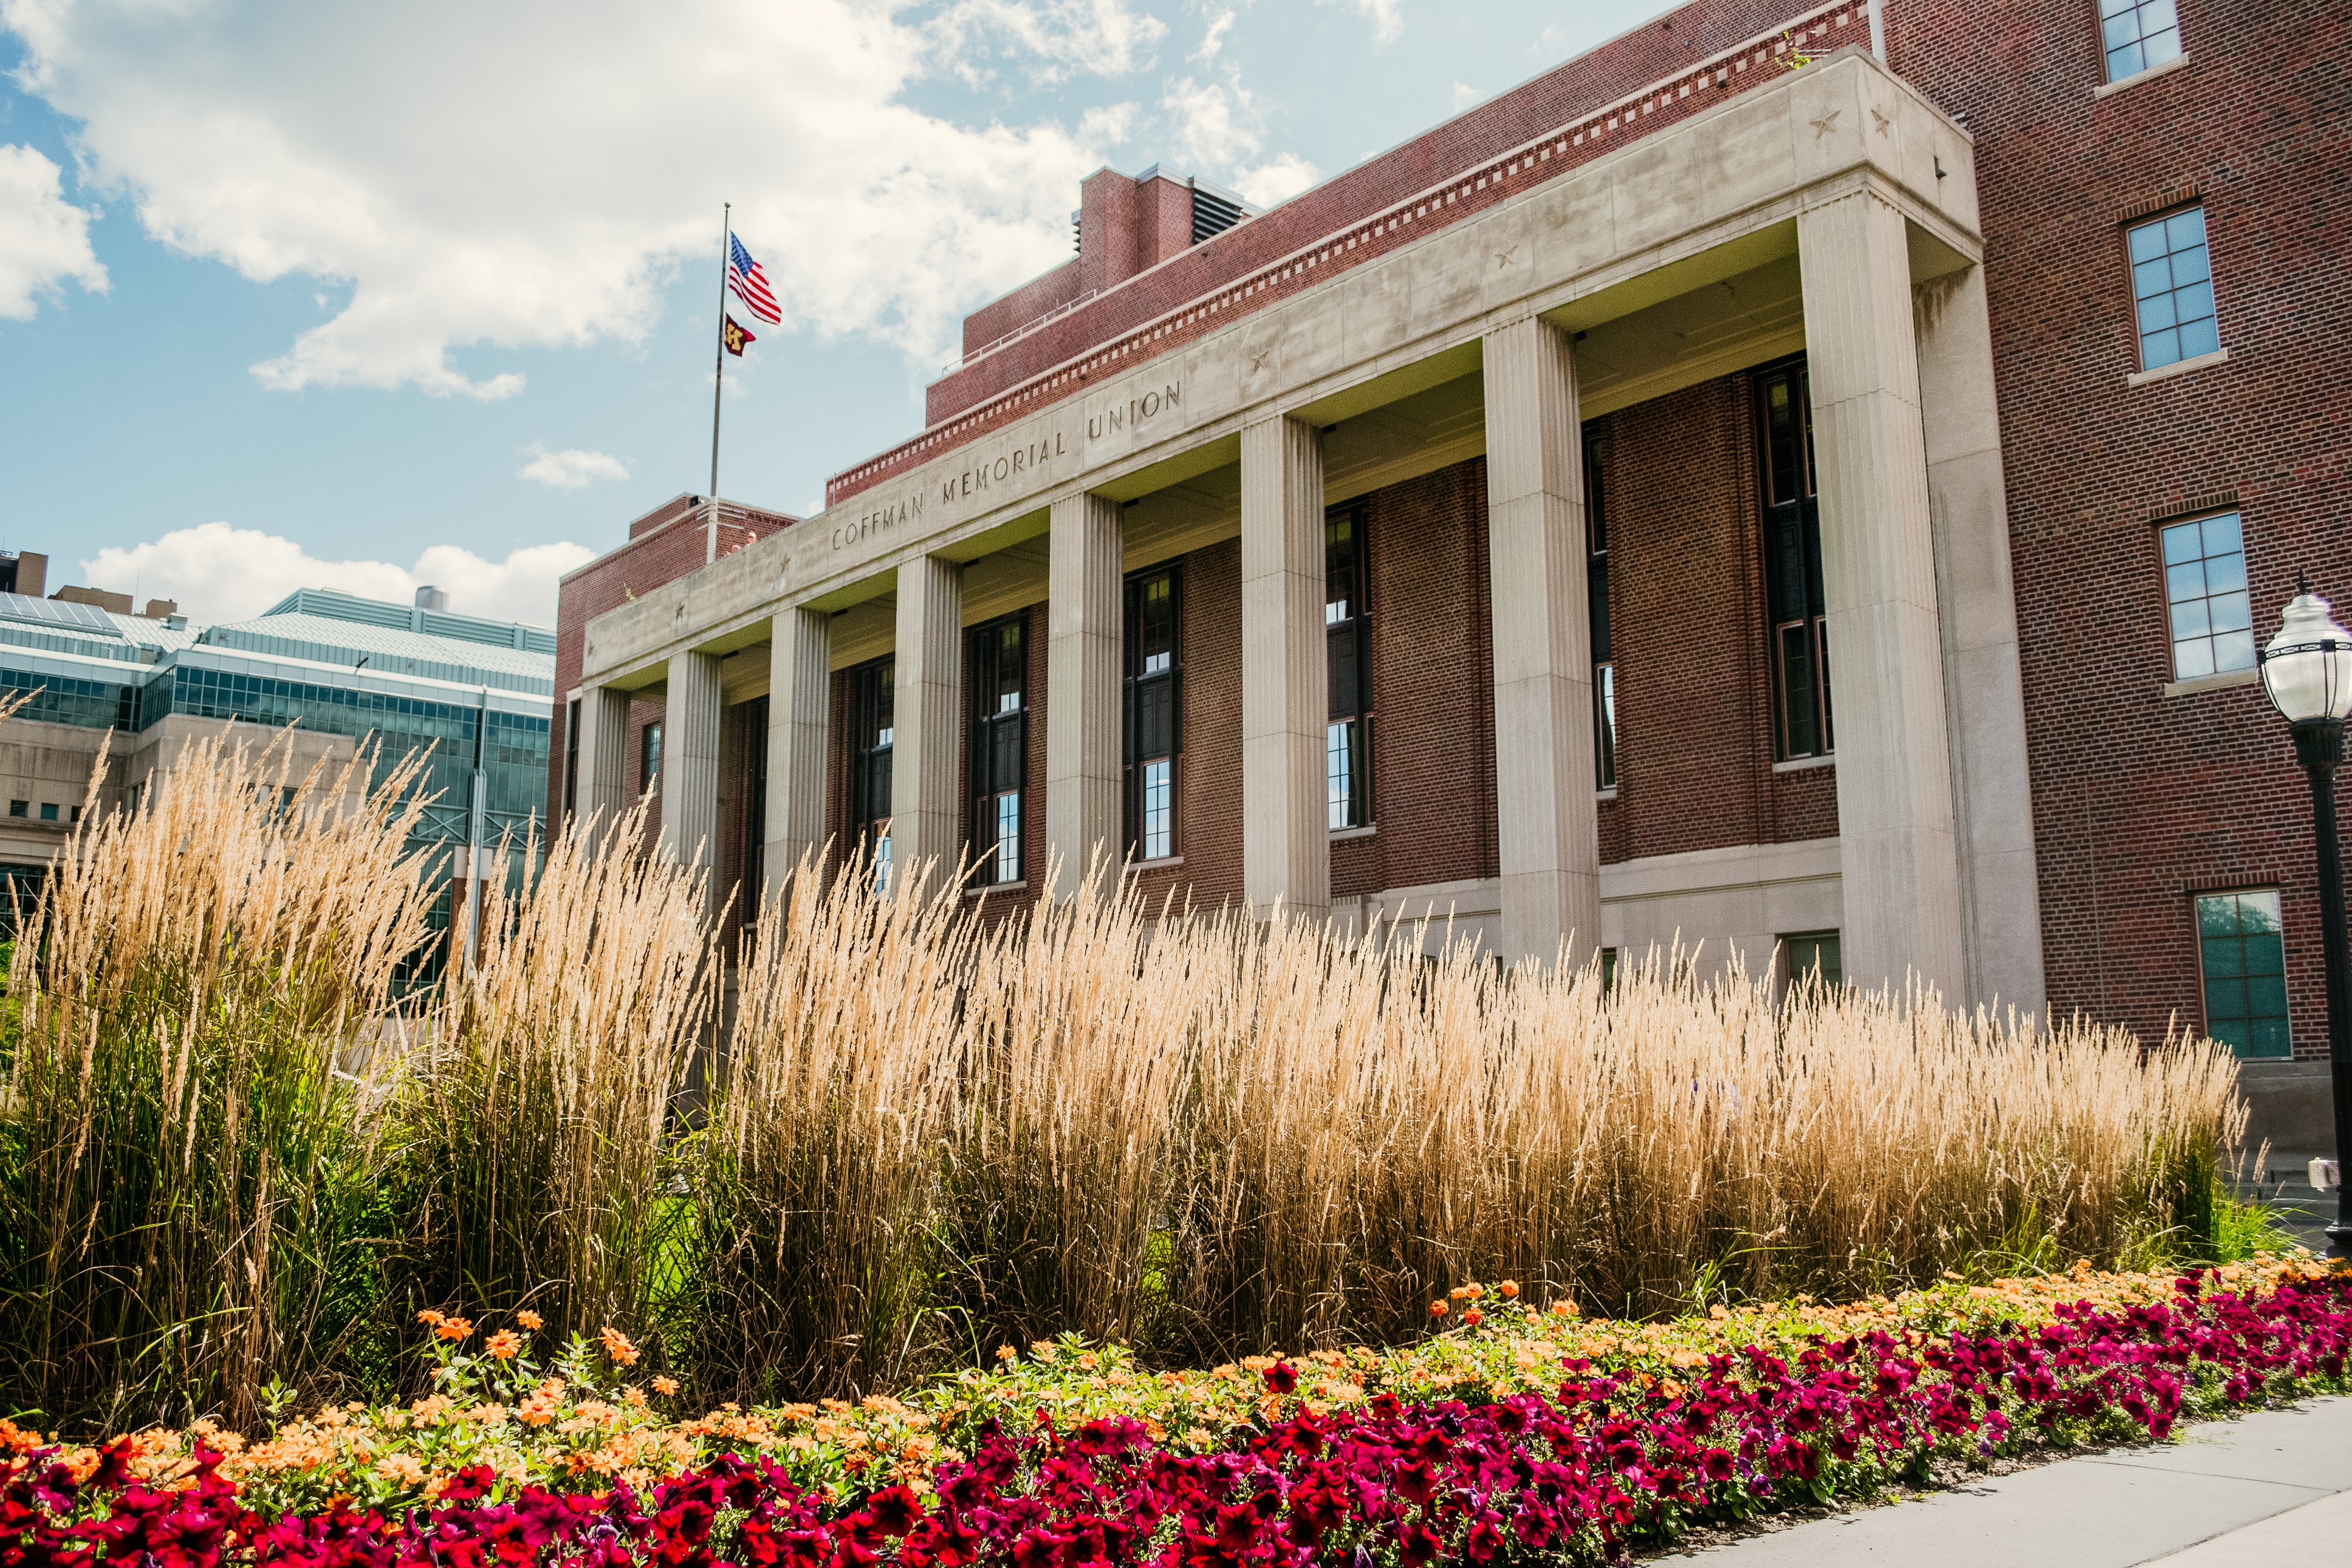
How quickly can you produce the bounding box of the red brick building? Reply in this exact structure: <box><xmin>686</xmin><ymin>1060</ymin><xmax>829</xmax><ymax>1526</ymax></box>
<box><xmin>554</xmin><ymin>1</ymin><xmax>2350</xmax><ymax>1132</ymax></box>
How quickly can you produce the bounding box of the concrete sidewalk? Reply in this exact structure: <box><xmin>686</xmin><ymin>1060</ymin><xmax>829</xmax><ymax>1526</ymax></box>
<box><xmin>1668</xmin><ymin>1397</ymin><xmax>2352</xmax><ymax>1566</ymax></box>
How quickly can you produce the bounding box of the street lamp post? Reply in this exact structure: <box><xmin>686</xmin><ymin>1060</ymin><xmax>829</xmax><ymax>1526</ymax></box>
<box><xmin>2257</xmin><ymin>577</ymin><xmax>2352</xmax><ymax>1258</ymax></box>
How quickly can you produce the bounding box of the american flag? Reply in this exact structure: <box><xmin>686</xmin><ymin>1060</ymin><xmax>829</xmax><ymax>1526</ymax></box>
<box><xmin>727</xmin><ymin>233</ymin><xmax>781</xmax><ymax>324</ymax></box>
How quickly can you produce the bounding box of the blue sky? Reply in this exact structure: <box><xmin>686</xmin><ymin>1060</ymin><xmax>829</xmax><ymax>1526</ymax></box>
<box><xmin>0</xmin><ymin>0</ymin><xmax>1667</xmax><ymax>625</ymax></box>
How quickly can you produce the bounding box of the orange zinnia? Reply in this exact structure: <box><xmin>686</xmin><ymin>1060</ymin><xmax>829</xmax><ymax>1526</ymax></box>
<box><xmin>485</xmin><ymin>1330</ymin><xmax>523</xmax><ymax>1360</ymax></box>
<box><xmin>600</xmin><ymin>1326</ymin><xmax>640</xmax><ymax>1367</ymax></box>
<box><xmin>653</xmin><ymin>1376</ymin><xmax>679</xmax><ymax>1397</ymax></box>
<box><xmin>516</xmin><ymin>1310</ymin><xmax>544</xmax><ymax>1332</ymax></box>
<box><xmin>437</xmin><ymin>1318</ymin><xmax>473</xmax><ymax>1342</ymax></box>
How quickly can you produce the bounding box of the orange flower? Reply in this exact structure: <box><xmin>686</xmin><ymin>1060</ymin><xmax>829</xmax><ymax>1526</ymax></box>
<box><xmin>485</xmin><ymin>1330</ymin><xmax>523</xmax><ymax>1360</ymax></box>
<box><xmin>1429</xmin><ymin>1300</ymin><xmax>1449</xmax><ymax>1318</ymax></box>
<box><xmin>653</xmin><ymin>1376</ymin><xmax>679</xmax><ymax>1397</ymax></box>
<box><xmin>1549</xmin><ymin>1299</ymin><xmax>1577</xmax><ymax>1318</ymax></box>
<box><xmin>1498</xmin><ymin>1281</ymin><xmax>1520</xmax><ymax>1299</ymax></box>
<box><xmin>417</xmin><ymin>1308</ymin><xmax>445</xmax><ymax>1327</ymax></box>
<box><xmin>996</xmin><ymin>1344</ymin><xmax>1017</xmax><ymax>1362</ymax></box>
<box><xmin>600</xmin><ymin>1326</ymin><xmax>640</xmax><ymax>1367</ymax></box>
<box><xmin>1462</xmin><ymin>1307</ymin><xmax>1484</xmax><ymax>1327</ymax></box>
<box><xmin>437</xmin><ymin>1317</ymin><xmax>473</xmax><ymax>1343</ymax></box>
<box><xmin>516</xmin><ymin>1310</ymin><xmax>544</xmax><ymax>1332</ymax></box>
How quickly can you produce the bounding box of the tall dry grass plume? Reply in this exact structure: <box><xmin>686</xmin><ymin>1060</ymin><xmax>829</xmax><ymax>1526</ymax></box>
<box><xmin>691</xmin><ymin>863</ymin><xmax>2245</xmax><ymax>1389</ymax></box>
<box><xmin>0</xmin><ymin>728</ymin><xmax>439</xmax><ymax>1429</ymax></box>
<box><xmin>399</xmin><ymin>803</ymin><xmax>715</xmax><ymax>1348</ymax></box>
<box><xmin>696</xmin><ymin>849</ymin><xmax>976</xmax><ymax>1399</ymax></box>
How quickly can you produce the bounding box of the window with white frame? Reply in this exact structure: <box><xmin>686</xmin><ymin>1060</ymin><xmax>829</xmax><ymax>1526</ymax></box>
<box><xmin>2159</xmin><ymin>512</ymin><xmax>2254</xmax><ymax>679</ymax></box>
<box><xmin>2128</xmin><ymin>206</ymin><xmax>2218</xmax><ymax>371</ymax></box>
<box><xmin>2099</xmin><ymin>0</ymin><xmax>2182</xmax><ymax>84</ymax></box>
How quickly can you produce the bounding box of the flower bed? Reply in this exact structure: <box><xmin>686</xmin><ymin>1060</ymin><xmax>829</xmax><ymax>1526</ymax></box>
<box><xmin>7</xmin><ymin>1261</ymin><xmax>2348</xmax><ymax>1568</ymax></box>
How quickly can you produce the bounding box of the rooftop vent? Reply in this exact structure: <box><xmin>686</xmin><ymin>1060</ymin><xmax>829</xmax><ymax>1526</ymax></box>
<box><xmin>415</xmin><ymin>584</ymin><xmax>450</xmax><ymax>611</ymax></box>
<box><xmin>1191</xmin><ymin>180</ymin><xmax>1249</xmax><ymax>244</ymax></box>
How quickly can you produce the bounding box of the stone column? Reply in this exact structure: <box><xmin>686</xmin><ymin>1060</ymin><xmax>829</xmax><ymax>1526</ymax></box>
<box><xmin>1046</xmin><ymin>490</ymin><xmax>1123</xmax><ymax>897</ymax></box>
<box><xmin>1482</xmin><ymin>315</ymin><xmax>1603</xmax><ymax>969</ymax></box>
<box><xmin>1916</xmin><ymin>261</ymin><xmax>2047</xmax><ymax>1015</ymax></box>
<box><xmin>660</xmin><ymin>649</ymin><xmax>723</xmax><ymax>883</ymax></box>
<box><xmin>891</xmin><ymin>553</ymin><xmax>964</xmax><ymax>891</ymax></box>
<box><xmin>1797</xmin><ymin>187</ymin><xmax>1967</xmax><ymax>996</ymax></box>
<box><xmin>764</xmin><ymin>605</ymin><xmax>831</xmax><ymax>900</ymax></box>
<box><xmin>1239</xmin><ymin>414</ymin><xmax>1329</xmax><ymax>923</ymax></box>
<box><xmin>573</xmin><ymin>684</ymin><xmax>633</xmax><ymax>830</ymax></box>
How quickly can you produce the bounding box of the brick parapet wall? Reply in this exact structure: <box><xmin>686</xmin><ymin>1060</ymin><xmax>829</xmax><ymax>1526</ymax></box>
<box><xmin>831</xmin><ymin>0</ymin><xmax>1867</xmax><ymax>505</ymax></box>
<box><xmin>1892</xmin><ymin>0</ymin><xmax>2352</xmax><ymax>1056</ymax></box>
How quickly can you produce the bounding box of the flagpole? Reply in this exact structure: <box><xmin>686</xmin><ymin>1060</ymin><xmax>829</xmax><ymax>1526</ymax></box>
<box><xmin>709</xmin><ymin>200</ymin><xmax>729</xmax><ymax>510</ymax></box>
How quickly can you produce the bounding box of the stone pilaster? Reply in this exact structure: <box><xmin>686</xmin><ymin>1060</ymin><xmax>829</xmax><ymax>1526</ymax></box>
<box><xmin>1483</xmin><ymin>315</ymin><xmax>1603</xmax><ymax>970</ymax></box>
<box><xmin>1916</xmin><ymin>261</ymin><xmax>2048</xmax><ymax>1015</ymax></box>
<box><xmin>574</xmin><ymin>684</ymin><xmax>633</xmax><ymax>830</ymax></box>
<box><xmin>1045</xmin><ymin>490</ymin><xmax>1123</xmax><ymax>897</ymax></box>
<box><xmin>764</xmin><ymin>606</ymin><xmax>832</xmax><ymax>900</ymax></box>
<box><xmin>1797</xmin><ymin>187</ymin><xmax>1967</xmax><ymax>996</ymax></box>
<box><xmin>1239</xmin><ymin>414</ymin><xmax>1329</xmax><ymax>922</ymax></box>
<box><xmin>891</xmin><ymin>553</ymin><xmax>965</xmax><ymax>890</ymax></box>
<box><xmin>660</xmin><ymin>650</ymin><xmax>723</xmax><ymax>886</ymax></box>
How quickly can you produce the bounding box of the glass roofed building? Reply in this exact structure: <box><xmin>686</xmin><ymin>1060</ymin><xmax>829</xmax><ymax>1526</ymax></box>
<box><xmin>0</xmin><ymin>582</ymin><xmax>554</xmax><ymax>962</ymax></box>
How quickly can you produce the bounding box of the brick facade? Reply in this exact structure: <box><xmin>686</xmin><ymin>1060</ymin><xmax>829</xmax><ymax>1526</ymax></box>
<box><xmin>1887</xmin><ymin>0</ymin><xmax>2352</xmax><ymax>1056</ymax></box>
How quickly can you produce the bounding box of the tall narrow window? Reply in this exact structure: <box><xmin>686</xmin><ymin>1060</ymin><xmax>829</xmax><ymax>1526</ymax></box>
<box><xmin>1123</xmin><ymin>566</ymin><xmax>1181</xmax><ymax>861</ymax></box>
<box><xmin>847</xmin><ymin>657</ymin><xmax>894</xmax><ymax>886</ymax></box>
<box><xmin>640</xmin><ymin>720</ymin><xmax>663</xmax><ymax>796</ymax></box>
<box><xmin>2128</xmin><ymin>206</ymin><xmax>2218</xmax><ymax>371</ymax></box>
<box><xmin>1326</xmin><ymin>506</ymin><xmax>1373</xmax><ymax>829</ymax></box>
<box><xmin>1587</xmin><ymin>433</ymin><xmax>1616</xmax><ymax>789</ymax></box>
<box><xmin>2159</xmin><ymin>512</ymin><xmax>2254</xmax><ymax>679</ymax></box>
<box><xmin>1757</xmin><ymin>359</ymin><xmax>1831</xmax><ymax>760</ymax></box>
<box><xmin>2099</xmin><ymin>0</ymin><xmax>2181</xmax><ymax>84</ymax></box>
<box><xmin>968</xmin><ymin>614</ymin><xmax>1028</xmax><ymax>885</ymax></box>
<box><xmin>562</xmin><ymin>697</ymin><xmax>580</xmax><ymax>818</ymax></box>
<box><xmin>2195</xmin><ymin>889</ymin><xmax>2290</xmax><ymax>1058</ymax></box>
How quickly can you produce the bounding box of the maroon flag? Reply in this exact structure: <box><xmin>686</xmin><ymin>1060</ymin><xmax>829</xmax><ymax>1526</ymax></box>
<box><xmin>722</xmin><ymin>314</ymin><xmax>756</xmax><ymax>357</ymax></box>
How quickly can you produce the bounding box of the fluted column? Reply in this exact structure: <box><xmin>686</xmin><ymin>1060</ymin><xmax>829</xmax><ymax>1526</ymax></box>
<box><xmin>574</xmin><ymin>684</ymin><xmax>633</xmax><ymax>829</ymax></box>
<box><xmin>1917</xmin><ymin>261</ymin><xmax>2047</xmax><ymax>1015</ymax></box>
<box><xmin>1046</xmin><ymin>490</ymin><xmax>1123</xmax><ymax>897</ymax></box>
<box><xmin>1482</xmin><ymin>315</ymin><xmax>1602</xmax><ymax>969</ymax></box>
<box><xmin>660</xmin><ymin>650</ymin><xmax>723</xmax><ymax>886</ymax></box>
<box><xmin>1239</xmin><ymin>414</ymin><xmax>1328</xmax><ymax>922</ymax></box>
<box><xmin>764</xmin><ymin>606</ymin><xmax>831</xmax><ymax>900</ymax></box>
<box><xmin>1797</xmin><ymin>187</ymin><xmax>1966</xmax><ymax>996</ymax></box>
<box><xmin>891</xmin><ymin>554</ymin><xmax>965</xmax><ymax>890</ymax></box>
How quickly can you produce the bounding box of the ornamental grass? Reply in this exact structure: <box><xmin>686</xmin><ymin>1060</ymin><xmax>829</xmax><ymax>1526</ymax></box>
<box><xmin>0</xmin><ymin>726</ymin><xmax>2263</xmax><ymax>1430</ymax></box>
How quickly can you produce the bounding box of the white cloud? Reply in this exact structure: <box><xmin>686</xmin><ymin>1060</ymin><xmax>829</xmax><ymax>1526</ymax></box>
<box><xmin>1232</xmin><ymin>152</ymin><xmax>1318</xmax><ymax>209</ymax></box>
<box><xmin>927</xmin><ymin>0</ymin><xmax>1167</xmax><ymax>86</ymax></box>
<box><xmin>1450</xmin><ymin>80</ymin><xmax>1483</xmax><ymax>110</ymax></box>
<box><xmin>1331</xmin><ymin>0</ymin><xmax>1403</xmax><ymax>46</ymax></box>
<box><xmin>2</xmin><ymin>0</ymin><xmax>1156</xmax><ymax>395</ymax></box>
<box><xmin>1161</xmin><ymin>74</ymin><xmax>1264</xmax><ymax>169</ymax></box>
<box><xmin>518</xmin><ymin>443</ymin><xmax>629</xmax><ymax>490</ymax></box>
<box><xmin>0</xmin><ymin>142</ymin><xmax>106</xmax><ymax>319</ymax></box>
<box><xmin>1192</xmin><ymin>6</ymin><xmax>1236</xmax><ymax>61</ymax></box>
<box><xmin>80</xmin><ymin>522</ymin><xmax>594</xmax><ymax>627</ymax></box>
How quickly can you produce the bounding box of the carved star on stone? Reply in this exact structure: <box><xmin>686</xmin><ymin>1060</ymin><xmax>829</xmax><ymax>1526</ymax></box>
<box><xmin>1871</xmin><ymin>108</ymin><xmax>1894</xmax><ymax>137</ymax></box>
<box><xmin>1810</xmin><ymin>109</ymin><xmax>1841</xmax><ymax>139</ymax></box>
<box><xmin>1247</xmin><ymin>347</ymin><xmax>1275</xmax><ymax>377</ymax></box>
<box><xmin>1494</xmin><ymin>244</ymin><xmax>1521</xmax><ymax>269</ymax></box>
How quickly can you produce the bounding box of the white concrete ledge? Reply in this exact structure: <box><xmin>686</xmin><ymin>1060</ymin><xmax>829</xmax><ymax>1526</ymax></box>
<box><xmin>2161</xmin><ymin>667</ymin><xmax>2260</xmax><ymax>699</ymax></box>
<box><xmin>1772</xmin><ymin>753</ymin><xmax>1836</xmax><ymax>773</ymax></box>
<box><xmin>2093</xmin><ymin>52</ymin><xmax>2190</xmax><ymax>97</ymax></box>
<box><xmin>2127</xmin><ymin>346</ymin><xmax>2229</xmax><ymax>387</ymax></box>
